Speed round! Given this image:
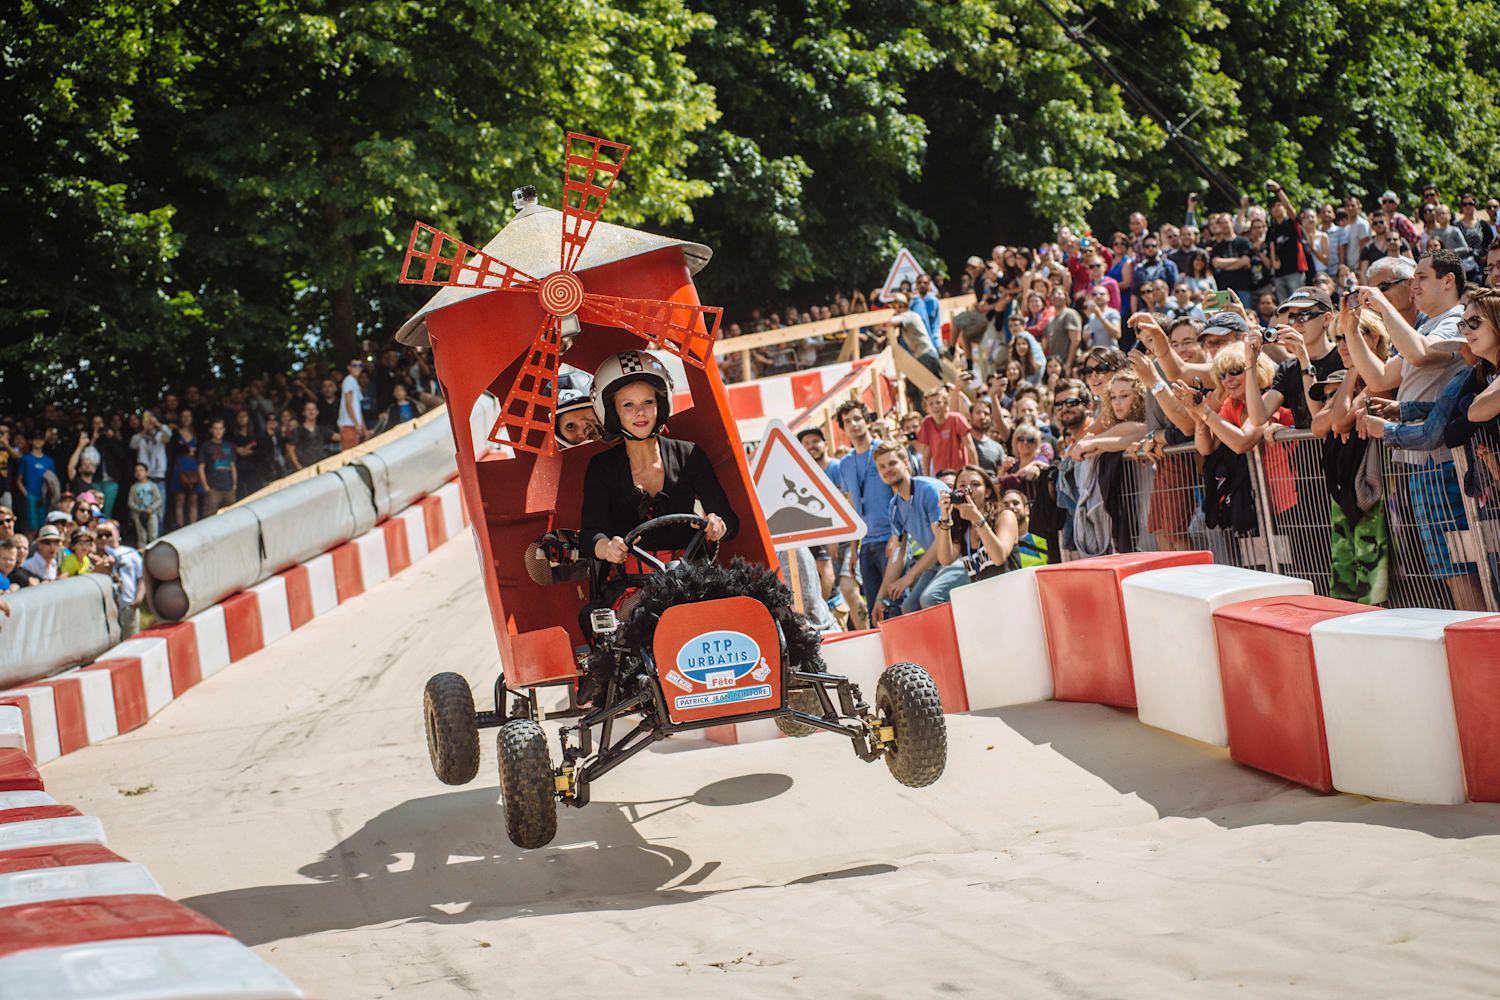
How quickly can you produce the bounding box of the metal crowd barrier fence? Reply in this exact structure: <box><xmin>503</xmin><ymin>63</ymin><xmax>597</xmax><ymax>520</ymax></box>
<box><xmin>1109</xmin><ymin>428</ymin><xmax>1500</xmax><ymax>614</ymax></box>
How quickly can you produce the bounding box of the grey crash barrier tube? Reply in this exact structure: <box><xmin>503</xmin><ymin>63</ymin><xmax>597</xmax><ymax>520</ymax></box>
<box><xmin>0</xmin><ymin>575</ymin><xmax>121</xmax><ymax>689</ymax></box>
<box><xmin>356</xmin><ymin>416</ymin><xmax>457</xmax><ymax>522</ymax></box>
<box><xmin>143</xmin><ymin>506</ymin><xmax>263</xmax><ymax>622</ymax></box>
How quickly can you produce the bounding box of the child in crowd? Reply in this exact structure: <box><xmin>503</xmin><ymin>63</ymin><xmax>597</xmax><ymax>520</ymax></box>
<box><xmin>129</xmin><ymin>462</ymin><xmax>163</xmax><ymax>545</ymax></box>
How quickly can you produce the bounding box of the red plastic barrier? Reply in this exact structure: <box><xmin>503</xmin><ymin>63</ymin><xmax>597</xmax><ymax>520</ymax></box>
<box><xmin>419</xmin><ymin>495</ymin><xmax>447</xmax><ymax>554</ymax></box>
<box><xmin>0</xmin><ymin>843</ymin><xmax>128</xmax><ymax>875</ymax></box>
<box><xmin>140</xmin><ymin>622</ymin><xmax>202</xmax><ymax>696</ymax></box>
<box><xmin>220</xmin><ymin>592</ymin><xmax>265</xmax><ymax>663</ymax></box>
<box><xmin>1035</xmin><ymin>551</ymin><xmax>1212</xmax><ymax>708</ymax></box>
<box><xmin>32</xmin><ymin>677</ymin><xmax>88</xmax><ymax>756</ymax></box>
<box><xmin>80</xmin><ymin>659</ymin><xmax>149</xmax><ymax>734</ymax></box>
<box><xmin>1443</xmin><ymin>615</ymin><xmax>1500</xmax><ymax>803</ymax></box>
<box><xmin>383</xmin><ymin>518</ymin><xmax>413</xmax><ymax>575</ymax></box>
<box><xmin>878</xmin><ymin>604</ymin><xmax>969</xmax><ymax>713</ymax></box>
<box><xmin>0</xmin><ymin>805</ymin><xmax>81</xmax><ymax>826</ymax></box>
<box><xmin>0</xmin><ymin>750</ymin><xmax>43</xmax><ymax>793</ymax></box>
<box><xmin>329</xmin><ymin>542</ymin><xmax>364</xmax><ymax>602</ymax></box>
<box><xmin>1212</xmin><ymin>595</ymin><xmax>1375</xmax><ymax>792</ymax></box>
<box><xmin>280</xmin><ymin>563</ymin><xmax>315</xmax><ymax>630</ymax></box>
<box><xmin>0</xmin><ymin>894</ymin><xmax>230</xmax><ymax>959</ymax></box>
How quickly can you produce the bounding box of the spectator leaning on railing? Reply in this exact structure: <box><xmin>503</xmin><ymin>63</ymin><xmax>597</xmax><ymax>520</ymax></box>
<box><xmin>1345</xmin><ymin>249</ymin><xmax>1485</xmax><ymax>611</ymax></box>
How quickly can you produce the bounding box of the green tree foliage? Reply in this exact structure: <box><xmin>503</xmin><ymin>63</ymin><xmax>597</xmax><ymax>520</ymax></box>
<box><xmin>5</xmin><ymin>0</ymin><xmax>1500</xmax><ymax>412</ymax></box>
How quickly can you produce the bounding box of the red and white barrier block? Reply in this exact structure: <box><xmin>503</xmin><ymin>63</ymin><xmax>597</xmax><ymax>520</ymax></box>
<box><xmin>0</xmin><ymin>477</ymin><xmax>475</xmax><ymax>765</ymax></box>
<box><xmin>1122</xmin><ymin>564</ymin><xmax>1313</xmax><ymax>747</ymax></box>
<box><xmin>0</xmin><ymin>755</ymin><xmax>303</xmax><ymax>997</ymax></box>
<box><xmin>1312</xmin><ymin>608</ymin><xmax>1488</xmax><ymax>805</ymax></box>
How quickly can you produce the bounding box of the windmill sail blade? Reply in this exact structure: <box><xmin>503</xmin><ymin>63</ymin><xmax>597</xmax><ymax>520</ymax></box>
<box><xmin>560</xmin><ymin>133</ymin><xmax>630</xmax><ymax>273</ymax></box>
<box><xmin>578</xmin><ymin>295</ymin><xmax>721</xmax><ymax>369</ymax></box>
<box><xmin>491</xmin><ymin>313</ymin><xmax>564</xmax><ymax>455</ymax></box>
<box><xmin>400</xmin><ymin>221</ymin><xmax>538</xmax><ymax>289</ymax></box>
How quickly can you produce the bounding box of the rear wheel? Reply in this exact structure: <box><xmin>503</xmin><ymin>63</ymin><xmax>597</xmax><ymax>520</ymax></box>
<box><xmin>424</xmin><ymin>672</ymin><xmax>479</xmax><ymax>785</ymax></box>
<box><xmin>876</xmin><ymin>663</ymin><xmax>947</xmax><ymax>788</ymax></box>
<box><xmin>775</xmin><ymin>687</ymin><xmax>824</xmax><ymax>738</ymax></box>
<box><xmin>497</xmin><ymin>720</ymin><xmax>558</xmax><ymax>849</ymax></box>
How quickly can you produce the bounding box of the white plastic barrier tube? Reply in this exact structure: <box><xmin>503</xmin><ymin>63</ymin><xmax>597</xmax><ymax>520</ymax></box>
<box><xmin>0</xmin><ymin>576</ymin><xmax>121</xmax><ymax>689</ymax></box>
<box><xmin>354</xmin><ymin>415</ymin><xmax>457</xmax><ymax>521</ymax></box>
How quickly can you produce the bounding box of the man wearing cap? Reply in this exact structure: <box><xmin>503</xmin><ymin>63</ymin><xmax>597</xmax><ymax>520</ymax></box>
<box><xmin>1378</xmin><ymin>191</ymin><xmax>1421</xmax><ymax>255</ymax></box>
<box><xmin>20</xmin><ymin>524</ymin><xmax>62</xmax><ymax>582</ymax></box>
<box><xmin>1267</xmin><ymin>286</ymin><xmax>1343</xmax><ymax>428</ymax></box>
<box><xmin>338</xmin><ymin>357</ymin><xmax>368</xmax><ymax>451</ymax></box>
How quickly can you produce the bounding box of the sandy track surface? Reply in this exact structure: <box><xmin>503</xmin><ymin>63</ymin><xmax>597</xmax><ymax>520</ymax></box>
<box><xmin>42</xmin><ymin>536</ymin><xmax>1500</xmax><ymax>998</ymax></box>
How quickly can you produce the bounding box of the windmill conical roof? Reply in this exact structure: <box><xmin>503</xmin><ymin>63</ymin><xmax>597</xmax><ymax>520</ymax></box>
<box><xmin>394</xmin><ymin>204</ymin><xmax>712</xmax><ymax>347</ymax></box>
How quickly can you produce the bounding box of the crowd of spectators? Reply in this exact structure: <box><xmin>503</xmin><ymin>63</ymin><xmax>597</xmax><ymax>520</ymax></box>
<box><xmin>778</xmin><ymin>183</ymin><xmax>1500</xmax><ymax>627</ymax></box>
<box><xmin>0</xmin><ymin>343</ymin><xmax>442</xmax><ymax>623</ymax></box>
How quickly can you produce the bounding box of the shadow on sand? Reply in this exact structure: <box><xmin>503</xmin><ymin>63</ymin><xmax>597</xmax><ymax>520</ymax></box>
<box><xmin>985</xmin><ymin>701</ymin><xmax>1500</xmax><ymax>839</ymax></box>
<box><xmin>182</xmin><ymin>772</ymin><xmax>896</xmax><ymax>945</ymax></box>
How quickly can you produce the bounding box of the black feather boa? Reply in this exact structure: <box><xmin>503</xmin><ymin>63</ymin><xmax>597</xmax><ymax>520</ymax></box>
<box><xmin>587</xmin><ymin>558</ymin><xmax>825</xmax><ymax>683</ymax></box>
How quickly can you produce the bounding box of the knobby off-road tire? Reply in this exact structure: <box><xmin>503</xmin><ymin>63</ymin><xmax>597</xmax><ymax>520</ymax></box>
<box><xmin>496</xmin><ymin>719</ymin><xmax>558</xmax><ymax>849</ymax></box>
<box><xmin>775</xmin><ymin>686</ymin><xmax>825</xmax><ymax>738</ymax></box>
<box><xmin>424</xmin><ymin>672</ymin><xmax>480</xmax><ymax>785</ymax></box>
<box><xmin>876</xmin><ymin>662</ymin><xmax>947</xmax><ymax>788</ymax></box>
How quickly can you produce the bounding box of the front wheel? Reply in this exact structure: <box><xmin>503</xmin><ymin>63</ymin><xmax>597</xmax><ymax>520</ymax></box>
<box><xmin>424</xmin><ymin>672</ymin><xmax>479</xmax><ymax>785</ymax></box>
<box><xmin>497</xmin><ymin>720</ymin><xmax>558</xmax><ymax>848</ymax></box>
<box><xmin>876</xmin><ymin>663</ymin><xmax>947</xmax><ymax>788</ymax></box>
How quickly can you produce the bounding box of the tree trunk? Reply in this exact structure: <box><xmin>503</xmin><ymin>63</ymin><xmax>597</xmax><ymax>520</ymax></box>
<box><xmin>325</xmin><ymin>202</ymin><xmax>357</xmax><ymax>359</ymax></box>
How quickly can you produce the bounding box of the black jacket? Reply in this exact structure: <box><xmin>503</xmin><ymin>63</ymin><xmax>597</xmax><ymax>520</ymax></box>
<box><xmin>581</xmin><ymin>436</ymin><xmax>740</xmax><ymax>553</ymax></box>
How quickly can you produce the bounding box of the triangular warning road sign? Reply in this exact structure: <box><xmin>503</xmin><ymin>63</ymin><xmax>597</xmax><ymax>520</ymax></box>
<box><xmin>749</xmin><ymin>419</ymin><xmax>867</xmax><ymax>552</ymax></box>
<box><xmin>879</xmin><ymin>246</ymin><xmax>925</xmax><ymax>302</ymax></box>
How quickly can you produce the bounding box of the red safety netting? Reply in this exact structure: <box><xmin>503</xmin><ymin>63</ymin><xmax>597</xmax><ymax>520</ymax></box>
<box><xmin>580</xmin><ymin>296</ymin><xmax>720</xmax><ymax>369</ymax></box>
<box><xmin>400</xmin><ymin>222</ymin><xmax>537</xmax><ymax>290</ymax></box>
<box><xmin>491</xmin><ymin>314</ymin><xmax>564</xmax><ymax>455</ymax></box>
<box><xmin>561</xmin><ymin>133</ymin><xmax>630</xmax><ymax>272</ymax></box>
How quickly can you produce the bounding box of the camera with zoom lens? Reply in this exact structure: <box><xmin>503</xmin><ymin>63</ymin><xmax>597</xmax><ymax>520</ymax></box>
<box><xmin>947</xmin><ymin>490</ymin><xmax>970</xmax><ymax>542</ymax></box>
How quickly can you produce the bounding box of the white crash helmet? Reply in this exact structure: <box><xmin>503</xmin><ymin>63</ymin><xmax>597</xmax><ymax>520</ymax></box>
<box><xmin>553</xmin><ymin>369</ymin><xmax>595</xmax><ymax>448</ymax></box>
<box><xmin>592</xmin><ymin>350</ymin><xmax>674</xmax><ymax>439</ymax></box>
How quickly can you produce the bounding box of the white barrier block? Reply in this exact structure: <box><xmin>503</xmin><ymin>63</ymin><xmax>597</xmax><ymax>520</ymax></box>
<box><xmin>0</xmin><ymin>790</ymin><xmax>58</xmax><ymax>811</ymax></box>
<box><xmin>434</xmin><ymin>481</ymin><xmax>464</xmax><ymax>540</ymax></box>
<box><xmin>818</xmin><ymin>631</ymin><xmax>887</xmax><ymax>704</ymax></box>
<box><xmin>353</xmin><ymin>529</ymin><xmax>390</xmax><ymax>591</ymax></box>
<box><xmin>0</xmin><ymin>705</ymin><xmax>23</xmax><ymax>750</ymax></box>
<box><xmin>1312</xmin><ymin>608</ymin><xmax>1487</xmax><ymax>805</ymax></box>
<box><xmin>189</xmin><ymin>605</ymin><xmax>232</xmax><ymax>678</ymax></box>
<box><xmin>303</xmin><ymin>553</ymin><xmax>339</xmax><ymax>618</ymax></box>
<box><xmin>950</xmin><ymin>566</ymin><xmax>1054</xmax><ymax>710</ymax></box>
<box><xmin>249</xmin><ymin>576</ymin><xmax>293</xmax><ymax>647</ymax></box>
<box><xmin>734</xmin><ymin>719</ymin><xmax>782</xmax><ymax>743</ymax></box>
<box><xmin>105</xmin><ymin>637</ymin><xmax>174</xmax><ymax>717</ymax></box>
<box><xmin>1123</xmin><ymin>564</ymin><xmax>1313</xmax><ymax>746</ymax></box>
<box><xmin>71</xmin><ymin>668</ymin><xmax>119</xmax><ymax>744</ymax></box>
<box><xmin>1</xmin><ymin>686</ymin><xmax>59</xmax><ymax>764</ymax></box>
<box><xmin>0</xmin><ymin>862</ymin><xmax>164</xmax><ymax>908</ymax></box>
<box><xmin>397</xmin><ymin>505</ymin><xmax>430</xmax><ymax>564</ymax></box>
<box><xmin>0</xmin><ymin>815</ymin><xmax>107</xmax><ymax>852</ymax></box>
<box><xmin>0</xmin><ymin>933</ymin><xmax>306</xmax><ymax>1000</ymax></box>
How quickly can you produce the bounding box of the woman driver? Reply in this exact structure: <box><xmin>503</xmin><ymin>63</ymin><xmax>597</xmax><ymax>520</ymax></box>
<box><xmin>580</xmin><ymin>350</ymin><xmax>739</xmax><ymax>579</ymax></box>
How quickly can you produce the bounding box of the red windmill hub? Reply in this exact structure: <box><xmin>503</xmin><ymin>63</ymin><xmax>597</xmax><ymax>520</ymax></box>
<box><xmin>398</xmin><ymin>131</ymin><xmax>723</xmax><ymax>456</ymax></box>
<box><xmin>538</xmin><ymin>271</ymin><xmax>586</xmax><ymax>317</ymax></box>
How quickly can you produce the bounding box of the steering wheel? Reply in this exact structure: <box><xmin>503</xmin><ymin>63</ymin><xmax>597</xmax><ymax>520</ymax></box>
<box><xmin>620</xmin><ymin>513</ymin><xmax>710</xmax><ymax>574</ymax></box>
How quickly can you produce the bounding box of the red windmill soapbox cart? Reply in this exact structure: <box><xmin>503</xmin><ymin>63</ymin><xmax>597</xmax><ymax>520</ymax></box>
<box><xmin>395</xmin><ymin>132</ymin><xmax>946</xmax><ymax>849</ymax></box>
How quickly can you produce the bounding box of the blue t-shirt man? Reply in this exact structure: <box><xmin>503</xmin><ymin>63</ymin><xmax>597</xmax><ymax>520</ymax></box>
<box><xmin>839</xmin><ymin>439</ymin><xmax>895</xmax><ymax>612</ymax></box>
<box><xmin>887</xmin><ymin>475</ymin><xmax>945</xmax><ymax>558</ymax></box>
<box><xmin>20</xmin><ymin>451</ymin><xmax>53</xmax><ymax>497</ymax></box>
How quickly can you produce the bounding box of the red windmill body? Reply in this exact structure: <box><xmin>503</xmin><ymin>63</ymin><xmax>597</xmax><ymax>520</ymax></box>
<box><xmin>394</xmin><ymin>131</ymin><xmax>775</xmax><ymax>676</ymax></box>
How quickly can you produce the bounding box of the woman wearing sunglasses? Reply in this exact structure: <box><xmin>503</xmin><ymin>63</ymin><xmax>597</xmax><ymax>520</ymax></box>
<box><xmin>1461</xmin><ymin>287</ymin><xmax>1500</xmax><ymax>425</ymax></box>
<box><xmin>1173</xmin><ymin>338</ymin><xmax>1298</xmax><ymax>523</ymax></box>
